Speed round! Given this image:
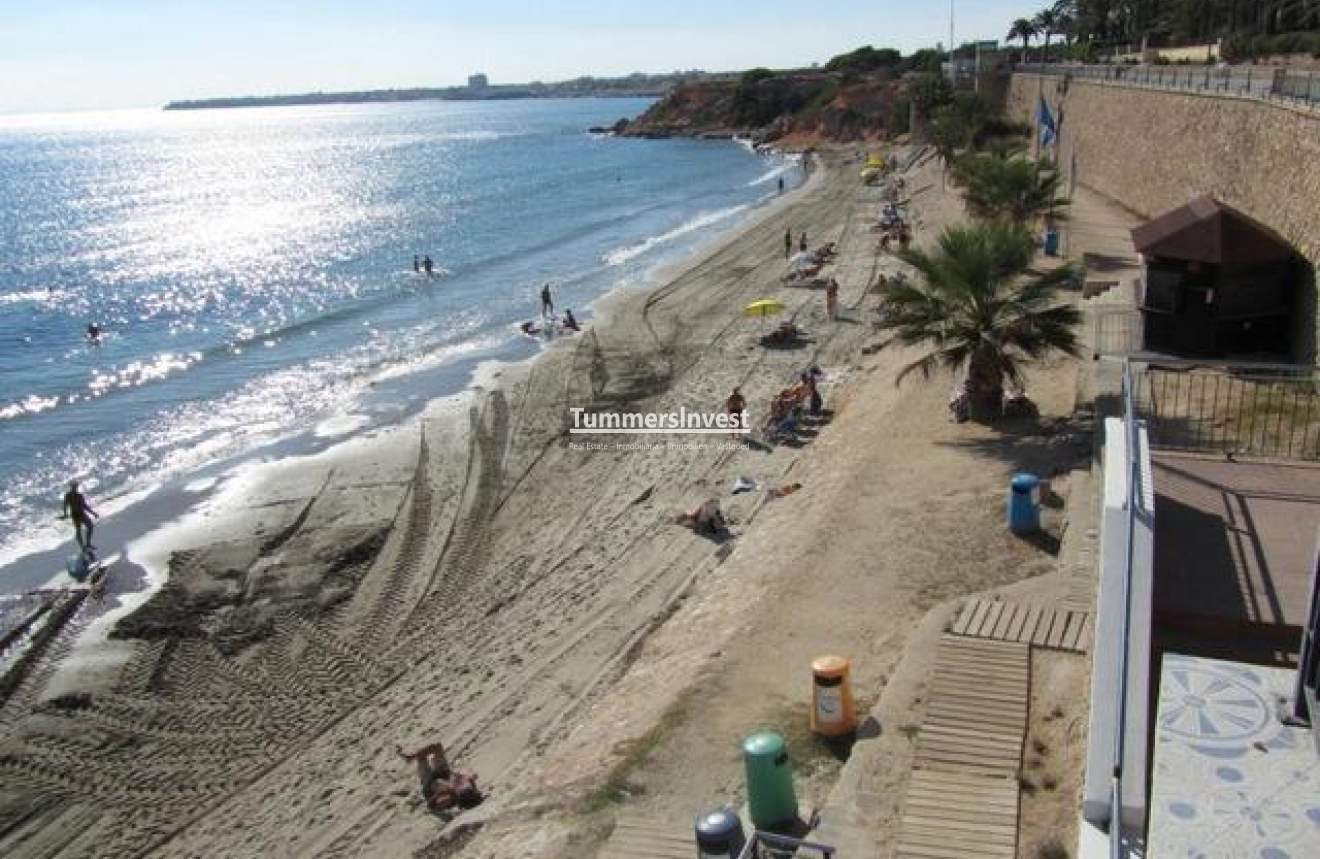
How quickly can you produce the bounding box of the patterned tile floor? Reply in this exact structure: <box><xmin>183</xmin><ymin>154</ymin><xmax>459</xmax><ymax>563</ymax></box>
<box><xmin>1149</xmin><ymin>653</ymin><xmax>1320</xmax><ymax>859</ymax></box>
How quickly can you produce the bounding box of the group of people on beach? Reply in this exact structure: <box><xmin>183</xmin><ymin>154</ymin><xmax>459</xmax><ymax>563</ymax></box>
<box><xmin>519</xmin><ymin>282</ymin><xmax>581</xmax><ymax>337</ymax></box>
<box><xmin>679</xmin><ymin>366</ymin><xmax>828</xmax><ymax>538</ymax></box>
<box><xmin>784</xmin><ymin>228</ymin><xmax>809</xmax><ymax>259</ymax></box>
<box><xmin>877</xmin><ymin>202</ymin><xmax>912</xmax><ymax>252</ymax></box>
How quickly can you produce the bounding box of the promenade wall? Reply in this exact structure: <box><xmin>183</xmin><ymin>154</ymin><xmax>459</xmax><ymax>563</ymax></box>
<box><xmin>1009</xmin><ymin>73</ymin><xmax>1320</xmax><ymax>361</ymax></box>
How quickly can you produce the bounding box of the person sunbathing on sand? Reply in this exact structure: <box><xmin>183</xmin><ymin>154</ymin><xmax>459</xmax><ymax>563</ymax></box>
<box><xmin>676</xmin><ymin>499</ymin><xmax>727</xmax><ymax>536</ymax></box>
<box><xmin>397</xmin><ymin>742</ymin><xmax>483</xmax><ymax>813</ymax></box>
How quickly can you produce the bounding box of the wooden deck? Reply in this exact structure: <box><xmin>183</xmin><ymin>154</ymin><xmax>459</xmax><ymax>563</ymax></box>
<box><xmin>896</xmin><ymin>635</ymin><xmax>1030</xmax><ymax>859</ymax></box>
<box><xmin>951</xmin><ymin>598</ymin><xmax>1091</xmax><ymax>653</ymax></box>
<box><xmin>599</xmin><ymin>815</ymin><xmax>696</xmax><ymax>859</ymax></box>
<box><xmin>896</xmin><ymin>770</ymin><xmax>1021</xmax><ymax>859</ymax></box>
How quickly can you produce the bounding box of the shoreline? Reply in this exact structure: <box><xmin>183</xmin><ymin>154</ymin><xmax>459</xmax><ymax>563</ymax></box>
<box><xmin>0</xmin><ymin>150</ymin><xmax>823</xmax><ymax>715</ymax></box>
<box><xmin>0</xmin><ymin>146</ymin><xmax>1089</xmax><ymax>859</ymax></box>
<box><xmin>0</xmin><ymin>147</ymin><xmax>808</xmax><ymax>599</ymax></box>
<box><xmin>0</xmin><ymin>149</ymin><xmax>873</xmax><ymax>853</ymax></box>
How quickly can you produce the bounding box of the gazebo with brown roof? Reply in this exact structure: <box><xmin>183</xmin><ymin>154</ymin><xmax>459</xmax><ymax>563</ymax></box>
<box><xmin>1133</xmin><ymin>196</ymin><xmax>1296</xmax><ymax>357</ymax></box>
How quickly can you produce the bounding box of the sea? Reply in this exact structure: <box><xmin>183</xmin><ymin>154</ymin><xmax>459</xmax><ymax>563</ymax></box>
<box><xmin>0</xmin><ymin>98</ymin><xmax>800</xmax><ymax>592</ymax></box>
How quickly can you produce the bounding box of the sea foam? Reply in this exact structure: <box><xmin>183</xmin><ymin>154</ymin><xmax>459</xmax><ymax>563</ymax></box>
<box><xmin>602</xmin><ymin>204</ymin><xmax>750</xmax><ymax>267</ymax></box>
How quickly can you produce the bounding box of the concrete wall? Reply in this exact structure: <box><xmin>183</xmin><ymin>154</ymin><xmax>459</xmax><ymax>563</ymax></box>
<box><xmin>1008</xmin><ymin>73</ymin><xmax>1320</xmax><ymax>362</ymax></box>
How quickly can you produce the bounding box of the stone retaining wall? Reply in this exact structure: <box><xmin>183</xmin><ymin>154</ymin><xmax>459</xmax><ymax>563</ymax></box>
<box><xmin>1008</xmin><ymin>74</ymin><xmax>1320</xmax><ymax>361</ymax></box>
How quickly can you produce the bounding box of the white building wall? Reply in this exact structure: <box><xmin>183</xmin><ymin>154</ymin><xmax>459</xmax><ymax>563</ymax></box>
<box><xmin>1083</xmin><ymin>417</ymin><xmax>1155</xmax><ymax>828</ymax></box>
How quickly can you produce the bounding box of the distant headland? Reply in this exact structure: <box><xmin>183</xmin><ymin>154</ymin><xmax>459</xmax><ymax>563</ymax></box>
<box><xmin>162</xmin><ymin>71</ymin><xmax>725</xmax><ymax>111</ymax></box>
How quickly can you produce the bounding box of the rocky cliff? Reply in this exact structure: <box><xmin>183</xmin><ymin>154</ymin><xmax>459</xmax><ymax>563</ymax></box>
<box><xmin>617</xmin><ymin>71</ymin><xmax>906</xmax><ymax>145</ymax></box>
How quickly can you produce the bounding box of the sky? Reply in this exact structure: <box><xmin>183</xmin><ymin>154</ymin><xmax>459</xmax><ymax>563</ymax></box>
<box><xmin>0</xmin><ymin>0</ymin><xmax>1043</xmax><ymax>113</ymax></box>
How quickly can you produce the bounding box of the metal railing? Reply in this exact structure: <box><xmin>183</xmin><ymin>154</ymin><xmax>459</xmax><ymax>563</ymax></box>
<box><xmin>1024</xmin><ymin>63</ymin><xmax>1320</xmax><ymax>109</ymax></box>
<box><xmin>1131</xmin><ymin>360</ymin><xmax>1320</xmax><ymax>459</ymax></box>
<box><xmin>736</xmin><ymin>830</ymin><xmax>836</xmax><ymax>858</ymax></box>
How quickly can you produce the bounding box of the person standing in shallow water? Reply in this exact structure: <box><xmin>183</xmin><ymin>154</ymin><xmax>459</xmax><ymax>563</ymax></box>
<box><xmin>413</xmin><ymin>255</ymin><xmax>420</xmax><ymax>273</ymax></box>
<box><xmin>62</xmin><ymin>480</ymin><xmax>99</xmax><ymax>552</ymax></box>
<box><xmin>422</xmin><ymin>256</ymin><xmax>434</xmax><ymax>277</ymax></box>
<box><xmin>540</xmin><ymin>283</ymin><xmax>554</xmax><ymax>318</ymax></box>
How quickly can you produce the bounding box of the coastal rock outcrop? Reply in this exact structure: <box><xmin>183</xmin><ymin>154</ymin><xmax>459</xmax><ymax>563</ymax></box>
<box><xmin>618</xmin><ymin>70</ymin><xmax>906</xmax><ymax>146</ymax></box>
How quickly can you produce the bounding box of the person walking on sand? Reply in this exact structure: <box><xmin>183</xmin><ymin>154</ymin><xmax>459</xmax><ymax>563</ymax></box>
<box><xmin>784</xmin><ymin>228</ymin><xmax>792</xmax><ymax>259</ymax></box>
<box><xmin>778</xmin><ymin>176</ymin><xmax>785</xmax><ymax>194</ymax></box>
<box><xmin>825</xmin><ymin>278</ymin><xmax>839</xmax><ymax>321</ymax></box>
<box><xmin>725</xmin><ymin>387</ymin><xmax>747</xmax><ymax>436</ymax></box>
<box><xmin>540</xmin><ymin>283</ymin><xmax>554</xmax><ymax>318</ymax></box>
<box><xmin>799</xmin><ymin>232</ymin><xmax>808</xmax><ymax>253</ymax></box>
<box><xmin>62</xmin><ymin>480</ymin><xmax>99</xmax><ymax>552</ymax></box>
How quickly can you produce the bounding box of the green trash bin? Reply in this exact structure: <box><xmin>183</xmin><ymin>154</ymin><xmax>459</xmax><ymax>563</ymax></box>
<box><xmin>742</xmin><ymin>731</ymin><xmax>798</xmax><ymax>830</ymax></box>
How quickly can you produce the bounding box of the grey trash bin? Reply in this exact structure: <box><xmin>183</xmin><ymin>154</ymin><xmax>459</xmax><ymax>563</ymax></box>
<box><xmin>694</xmin><ymin>807</ymin><xmax>746</xmax><ymax>858</ymax></box>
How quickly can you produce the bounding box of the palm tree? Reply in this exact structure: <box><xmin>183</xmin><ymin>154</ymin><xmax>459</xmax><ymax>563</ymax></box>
<box><xmin>877</xmin><ymin>222</ymin><xmax>1083</xmax><ymax>420</ymax></box>
<box><xmin>951</xmin><ymin>153</ymin><xmax>1068</xmax><ymax>224</ymax></box>
<box><xmin>1034</xmin><ymin>6</ymin><xmax>1060</xmax><ymax>64</ymax></box>
<box><xmin>1051</xmin><ymin>0</ymin><xmax>1078</xmax><ymax>51</ymax></box>
<box><xmin>1007</xmin><ymin>18</ymin><xmax>1039</xmax><ymax>64</ymax></box>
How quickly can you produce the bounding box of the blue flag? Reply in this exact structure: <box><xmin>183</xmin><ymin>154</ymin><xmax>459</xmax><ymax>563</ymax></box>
<box><xmin>1038</xmin><ymin>96</ymin><xmax>1057</xmax><ymax>148</ymax></box>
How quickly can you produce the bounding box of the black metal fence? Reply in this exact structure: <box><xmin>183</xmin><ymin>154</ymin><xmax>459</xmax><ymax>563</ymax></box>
<box><xmin>1026</xmin><ymin>63</ymin><xmax>1320</xmax><ymax>109</ymax></box>
<box><xmin>1130</xmin><ymin>360</ymin><xmax>1320</xmax><ymax>460</ymax></box>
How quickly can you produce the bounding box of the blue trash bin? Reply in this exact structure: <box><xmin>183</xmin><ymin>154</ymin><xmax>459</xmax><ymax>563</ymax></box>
<box><xmin>1044</xmin><ymin>229</ymin><xmax>1060</xmax><ymax>256</ymax></box>
<box><xmin>1008</xmin><ymin>473</ymin><xmax>1041</xmax><ymax>534</ymax></box>
<box><xmin>694</xmin><ymin>807</ymin><xmax>746</xmax><ymax>858</ymax></box>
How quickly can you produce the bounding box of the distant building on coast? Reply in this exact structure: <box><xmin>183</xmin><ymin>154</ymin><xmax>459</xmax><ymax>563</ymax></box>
<box><xmin>467</xmin><ymin>73</ymin><xmax>489</xmax><ymax>90</ymax></box>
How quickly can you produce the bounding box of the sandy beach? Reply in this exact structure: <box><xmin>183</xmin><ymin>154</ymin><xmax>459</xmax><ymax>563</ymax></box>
<box><xmin>0</xmin><ymin>149</ymin><xmax>1089</xmax><ymax>859</ymax></box>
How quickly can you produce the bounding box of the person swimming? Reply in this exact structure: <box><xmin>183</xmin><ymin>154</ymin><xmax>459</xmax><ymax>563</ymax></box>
<box><xmin>86</xmin><ymin>322</ymin><xmax>101</xmax><ymax>343</ymax></box>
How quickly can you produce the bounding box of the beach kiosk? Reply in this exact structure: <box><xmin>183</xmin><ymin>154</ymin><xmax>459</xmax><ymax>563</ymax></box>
<box><xmin>1133</xmin><ymin>196</ymin><xmax>1296</xmax><ymax>358</ymax></box>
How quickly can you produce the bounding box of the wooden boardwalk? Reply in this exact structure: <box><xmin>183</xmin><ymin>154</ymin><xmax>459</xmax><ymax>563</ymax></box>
<box><xmin>599</xmin><ymin>815</ymin><xmax>695</xmax><ymax>859</ymax></box>
<box><xmin>896</xmin><ymin>636</ymin><xmax>1030</xmax><ymax>859</ymax></box>
<box><xmin>951</xmin><ymin>597</ymin><xmax>1091</xmax><ymax>653</ymax></box>
<box><xmin>896</xmin><ymin>770</ymin><xmax>1021</xmax><ymax>859</ymax></box>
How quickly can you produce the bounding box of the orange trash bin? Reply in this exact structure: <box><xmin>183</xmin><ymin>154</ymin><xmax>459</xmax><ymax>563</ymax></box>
<box><xmin>810</xmin><ymin>655</ymin><xmax>858</xmax><ymax>736</ymax></box>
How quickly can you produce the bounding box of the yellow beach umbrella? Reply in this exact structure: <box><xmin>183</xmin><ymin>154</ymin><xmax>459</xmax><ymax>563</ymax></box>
<box><xmin>743</xmin><ymin>298</ymin><xmax>786</xmax><ymax>331</ymax></box>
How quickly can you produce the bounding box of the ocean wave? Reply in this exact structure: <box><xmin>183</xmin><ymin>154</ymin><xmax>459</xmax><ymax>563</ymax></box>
<box><xmin>602</xmin><ymin>204</ymin><xmax>750</xmax><ymax>267</ymax></box>
<box><xmin>745</xmin><ymin>163</ymin><xmax>794</xmax><ymax>187</ymax></box>
<box><xmin>0</xmin><ymin>288</ymin><xmax>64</xmax><ymax>307</ymax></box>
<box><xmin>0</xmin><ymin>395</ymin><xmax>61</xmax><ymax>421</ymax></box>
<box><xmin>434</xmin><ymin>131</ymin><xmax>510</xmax><ymax>143</ymax></box>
